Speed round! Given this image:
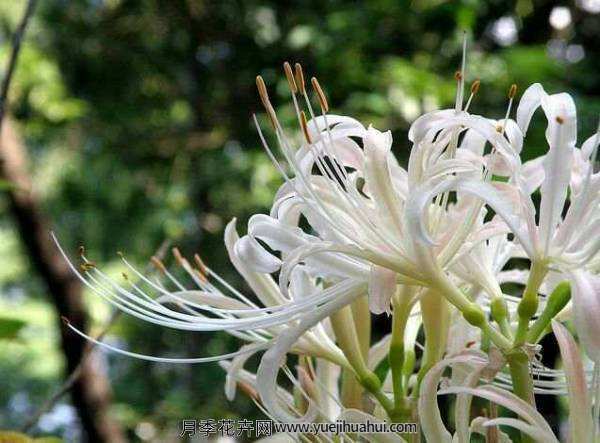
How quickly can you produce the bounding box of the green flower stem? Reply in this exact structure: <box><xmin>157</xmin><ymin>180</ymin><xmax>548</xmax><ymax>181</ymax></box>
<box><xmin>351</xmin><ymin>295</ymin><xmax>371</xmax><ymax>363</ymax></box>
<box><xmin>340</xmin><ymin>368</ymin><xmax>363</xmax><ymax>410</ymax></box>
<box><xmin>330</xmin><ymin>305</ymin><xmax>394</xmax><ymax>415</ymax></box>
<box><xmin>509</xmin><ymin>263</ymin><xmax>548</xmax><ymax>443</ymax></box>
<box><xmin>491</xmin><ymin>296</ymin><xmax>513</xmax><ymax>339</ymax></box>
<box><xmin>431</xmin><ymin>273</ymin><xmax>512</xmax><ymax>351</ymax></box>
<box><xmin>527</xmin><ymin>281</ymin><xmax>571</xmax><ymax>344</ymax></box>
<box><xmin>339</xmin><ymin>296</ymin><xmax>372</xmax><ymax>410</ymax></box>
<box><xmin>331</xmin><ymin>305</ymin><xmax>365</xmax><ymax>410</ymax></box>
<box><xmin>388</xmin><ymin>290</ymin><xmax>413</xmax><ymax>418</ymax></box>
<box><xmin>507</xmin><ymin>349</ymin><xmax>536</xmax><ymax>443</ymax></box>
<box><xmin>402</xmin><ymin>348</ymin><xmax>416</xmax><ymax>391</ymax></box>
<box><xmin>514</xmin><ymin>261</ymin><xmax>548</xmax><ymax>346</ymax></box>
<box><xmin>418</xmin><ymin>289</ymin><xmax>450</xmax><ymax>387</ymax></box>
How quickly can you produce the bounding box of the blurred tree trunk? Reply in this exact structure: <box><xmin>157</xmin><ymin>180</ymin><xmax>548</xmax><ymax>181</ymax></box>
<box><xmin>0</xmin><ymin>119</ymin><xmax>125</xmax><ymax>443</ymax></box>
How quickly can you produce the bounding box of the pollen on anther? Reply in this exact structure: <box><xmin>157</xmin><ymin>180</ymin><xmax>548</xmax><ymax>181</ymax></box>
<box><xmin>470</xmin><ymin>80</ymin><xmax>481</xmax><ymax>95</ymax></box>
<box><xmin>80</xmin><ymin>262</ymin><xmax>96</xmax><ymax>272</ymax></box>
<box><xmin>454</xmin><ymin>70</ymin><xmax>463</xmax><ymax>81</ymax></box>
<box><xmin>300</xmin><ymin>111</ymin><xmax>312</xmax><ymax>144</ymax></box>
<box><xmin>294</xmin><ymin>63</ymin><xmax>306</xmax><ymax>94</ymax></box>
<box><xmin>256</xmin><ymin>75</ymin><xmax>270</xmax><ymax>106</ymax></box>
<box><xmin>172</xmin><ymin>247</ymin><xmax>183</xmax><ymax>263</ymax></box>
<box><xmin>255</xmin><ymin>75</ymin><xmax>278</xmax><ymax>128</ymax></box>
<box><xmin>311</xmin><ymin>77</ymin><xmax>329</xmax><ymax>112</ymax></box>
<box><xmin>172</xmin><ymin>247</ymin><xmax>191</xmax><ymax>268</ymax></box>
<box><xmin>508</xmin><ymin>84</ymin><xmax>518</xmax><ymax>99</ymax></box>
<box><xmin>78</xmin><ymin>246</ymin><xmax>85</xmax><ymax>257</ymax></box>
<box><xmin>194</xmin><ymin>268</ymin><xmax>208</xmax><ymax>283</ymax></box>
<box><xmin>194</xmin><ymin>253</ymin><xmax>207</xmax><ymax>276</ymax></box>
<box><xmin>151</xmin><ymin>256</ymin><xmax>166</xmax><ymax>273</ymax></box>
<box><xmin>283</xmin><ymin>62</ymin><xmax>297</xmax><ymax>94</ymax></box>
<box><xmin>122</xmin><ymin>272</ymin><xmax>129</xmax><ymax>280</ymax></box>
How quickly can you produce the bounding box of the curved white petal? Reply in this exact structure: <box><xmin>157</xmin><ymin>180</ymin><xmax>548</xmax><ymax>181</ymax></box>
<box><xmin>438</xmin><ymin>385</ymin><xmax>554</xmax><ymax>436</ymax></box>
<box><xmin>516</xmin><ymin>83</ymin><xmax>546</xmax><ymax>134</ymax></box>
<box><xmin>256</xmin><ymin>281</ymin><xmax>367</xmax><ymax>423</ymax></box>
<box><xmin>405</xmin><ymin>178</ymin><xmax>535</xmax><ymax>258</ymax></box>
<box><xmin>482</xmin><ymin>417</ymin><xmax>558</xmax><ymax>443</ymax></box>
<box><xmin>225</xmin><ymin>219</ymin><xmax>284</xmax><ymax>307</ymax></box>
<box><xmin>569</xmin><ymin>270</ymin><xmax>600</xmax><ymax>363</ymax></box>
<box><xmin>581</xmin><ymin>132</ymin><xmax>599</xmax><ymax>160</ymax></box>
<box><xmin>551</xmin><ymin>320</ymin><xmax>593</xmax><ymax>441</ymax></box>
<box><xmin>363</xmin><ymin>126</ymin><xmax>405</xmax><ymax>237</ymax></box>
<box><xmin>538</xmin><ymin>117</ymin><xmax>575</xmax><ymax>254</ymax></box>
<box><xmin>248</xmin><ymin>213</ymin><xmax>315</xmax><ymax>255</ymax></box>
<box><xmin>467</xmin><ymin>416</ymin><xmax>512</xmax><ymax>442</ymax></box>
<box><xmin>234</xmin><ymin>234</ymin><xmax>282</xmax><ymax>274</ymax></box>
<box><xmin>224</xmin><ymin>344</ymin><xmax>261</xmax><ymax>400</ymax></box>
<box><xmin>419</xmin><ymin>353</ymin><xmax>487</xmax><ymax>443</ymax></box>
<box><xmin>368</xmin><ymin>265</ymin><xmax>397</xmax><ymax>315</ymax></box>
<box><xmin>519</xmin><ymin>156</ymin><xmax>546</xmax><ymax>196</ymax></box>
<box><xmin>515</xmin><ymin>84</ymin><xmax>577</xmax><ymax>254</ymax></box>
<box><xmin>408</xmin><ymin>109</ymin><xmax>456</xmax><ymax>143</ymax></box>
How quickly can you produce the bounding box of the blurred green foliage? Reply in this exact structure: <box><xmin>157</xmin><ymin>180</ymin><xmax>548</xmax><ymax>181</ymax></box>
<box><xmin>0</xmin><ymin>0</ymin><xmax>599</xmax><ymax>440</ymax></box>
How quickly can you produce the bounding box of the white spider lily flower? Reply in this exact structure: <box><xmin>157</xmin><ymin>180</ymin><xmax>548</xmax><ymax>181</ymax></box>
<box><xmin>51</xmin><ymin>221</ymin><xmax>349</xmax><ymax>369</ymax></box>
<box><xmin>405</xmin><ymin>84</ymin><xmax>600</xmax><ymax>359</ymax></box>
<box><xmin>407</xmin><ymin>84</ymin><xmax>600</xmax><ymax>271</ymax></box>
<box><xmin>408</xmin><ymin>112</ymin><xmax>521</xmax><ymax>184</ymax></box>
<box><xmin>249</xmin><ymin>66</ymin><xmax>513</xmax><ymax>317</ymax></box>
<box><xmin>249</xmin><ymin>111</ymin><xmax>428</xmax><ymax>285</ymax></box>
<box><xmin>56</xmin><ymin>51</ymin><xmax>600</xmax><ymax>439</ymax></box>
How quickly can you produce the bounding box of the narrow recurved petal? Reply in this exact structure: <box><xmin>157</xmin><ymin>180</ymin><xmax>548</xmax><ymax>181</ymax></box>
<box><xmin>368</xmin><ymin>264</ymin><xmax>397</xmax><ymax>315</ymax></box>
<box><xmin>551</xmin><ymin>320</ymin><xmax>594</xmax><ymax>443</ymax></box>
<box><xmin>569</xmin><ymin>270</ymin><xmax>600</xmax><ymax>363</ymax></box>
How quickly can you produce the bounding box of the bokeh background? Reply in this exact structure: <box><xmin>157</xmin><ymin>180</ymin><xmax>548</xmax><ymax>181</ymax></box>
<box><xmin>0</xmin><ymin>0</ymin><xmax>599</xmax><ymax>441</ymax></box>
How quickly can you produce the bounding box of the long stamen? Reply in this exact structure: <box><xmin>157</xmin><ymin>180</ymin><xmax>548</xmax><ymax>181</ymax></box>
<box><xmin>435</xmin><ymin>40</ymin><xmax>468</xmax><ymax>231</ymax></box>
<box><xmin>464</xmin><ymin>79</ymin><xmax>480</xmax><ymax>112</ymax></box>
<box><xmin>303</xmin><ymin>82</ymin><xmax>399</xmax><ymax>253</ymax></box>
<box><xmin>454</xmin><ymin>31</ymin><xmax>468</xmax><ymax>112</ymax></box>
<box><xmin>484</xmin><ymin>84</ymin><xmax>518</xmax><ymax>181</ymax></box>
<box><xmin>504</xmin><ymin>83</ymin><xmax>518</xmax><ymax>124</ymax></box>
<box><xmin>55</xmin><ymin>235</ymin><xmax>347</xmax><ymax>335</ymax></box>
<box><xmin>253</xmin><ymin>76</ymin><xmax>350</xmax><ymax>239</ymax></box>
<box><xmin>302</xmin><ymin>78</ymin><xmax>402</xmax><ymax>252</ymax></box>
<box><xmin>256</xmin><ymin>75</ymin><xmax>278</xmax><ymax>128</ymax></box>
<box><xmin>300</xmin><ymin>111</ymin><xmax>312</xmax><ymax>144</ymax></box>
<box><xmin>253</xmin><ymin>114</ymin><xmax>342</xmax><ymax>236</ymax></box>
<box><xmin>270</xmin><ymin>65</ymin><xmax>387</xmax><ymax>253</ymax></box>
<box><xmin>63</xmin><ymin>318</ymin><xmax>269</xmax><ymax>363</ymax></box>
<box><xmin>454</xmin><ymin>70</ymin><xmax>463</xmax><ymax>113</ymax></box>
<box><xmin>311</xmin><ymin>77</ymin><xmax>329</xmax><ymax>113</ymax></box>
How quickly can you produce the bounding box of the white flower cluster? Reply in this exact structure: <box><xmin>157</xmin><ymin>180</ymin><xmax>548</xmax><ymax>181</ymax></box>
<box><xmin>58</xmin><ymin>53</ymin><xmax>600</xmax><ymax>442</ymax></box>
